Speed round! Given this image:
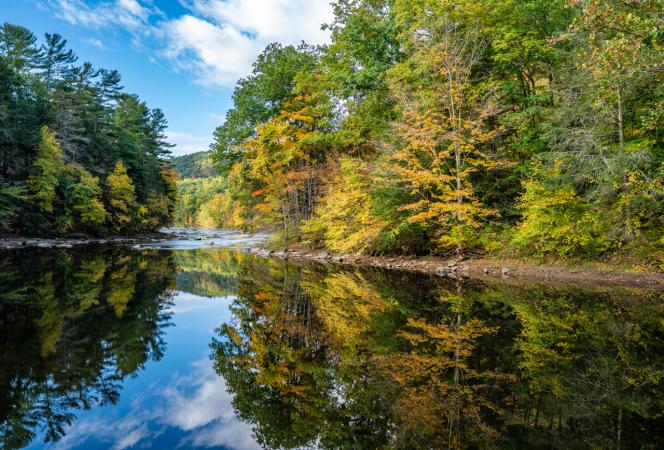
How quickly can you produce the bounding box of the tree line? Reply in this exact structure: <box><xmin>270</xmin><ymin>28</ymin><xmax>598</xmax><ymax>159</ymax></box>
<box><xmin>210</xmin><ymin>0</ymin><xmax>663</xmax><ymax>265</ymax></box>
<box><xmin>0</xmin><ymin>23</ymin><xmax>177</xmax><ymax>236</ymax></box>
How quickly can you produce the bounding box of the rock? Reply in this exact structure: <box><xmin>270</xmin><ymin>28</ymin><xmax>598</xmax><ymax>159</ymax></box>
<box><xmin>36</xmin><ymin>242</ymin><xmax>53</xmax><ymax>248</ymax></box>
<box><xmin>436</xmin><ymin>266</ymin><xmax>447</xmax><ymax>275</ymax></box>
<box><xmin>501</xmin><ymin>267</ymin><xmax>509</xmax><ymax>275</ymax></box>
<box><xmin>483</xmin><ymin>268</ymin><xmax>489</xmax><ymax>275</ymax></box>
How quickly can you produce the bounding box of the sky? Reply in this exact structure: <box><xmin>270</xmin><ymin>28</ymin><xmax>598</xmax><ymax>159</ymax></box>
<box><xmin>3</xmin><ymin>0</ymin><xmax>335</xmax><ymax>156</ymax></box>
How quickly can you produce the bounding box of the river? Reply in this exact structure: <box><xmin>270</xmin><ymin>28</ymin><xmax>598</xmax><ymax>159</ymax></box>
<box><xmin>0</xmin><ymin>232</ymin><xmax>662</xmax><ymax>449</ymax></box>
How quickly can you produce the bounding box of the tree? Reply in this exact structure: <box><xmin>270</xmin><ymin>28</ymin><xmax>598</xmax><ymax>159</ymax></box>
<box><xmin>27</xmin><ymin>126</ymin><xmax>63</xmax><ymax>214</ymax></box>
<box><xmin>387</xmin><ymin>0</ymin><xmax>503</xmax><ymax>254</ymax></box>
<box><xmin>59</xmin><ymin>163</ymin><xmax>106</xmax><ymax>233</ymax></box>
<box><xmin>105</xmin><ymin>161</ymin><xmax>136</xmax><ymax>233</ymax></box>
<box><xmin>513</xmin><ymin>178</ymin><xmax>608</xmax><ymax>257</ymax></box>
<box><xmin>302</xmin><ymin>157</ymin><xmax>387</xmax><ymax>254</ymax></box>
<box><xmin>570</xmin><ymin>0</ymin><xmax>664</xmax><ymax>148</ymax></box>
<box><xmin>241</xmin><ymin>73</ymin><xmax>334</xmax><ymax>242</ymax></box>
<box><xmin>323</xmin><ymin>0</ymin><xmax>403</xmax><ymax>154</ymax></box>
<box><xmin>212</xmin><ymin>43</ymin><xmax>319</xmax><ymax>175</ymax></box>
<box><xmin>40</xmin><ymin>33</ymin><xmax>76</xmax><ymax>91</ymax></box>
<box><xmin>0</xmin><ymin>23</ymin><xmax>42</xmax><ymax>74</ymax></box>
<box><xmin>0</xmin><ymin>23</ymin><xmax>174</xmax><ymax>236</ymax></box>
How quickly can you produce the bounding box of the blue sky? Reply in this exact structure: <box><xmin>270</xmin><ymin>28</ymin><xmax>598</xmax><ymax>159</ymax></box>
<box><xmin>3</xmin><ymin>0</ymin><xmax>334</xmax><ymax>156</ymax></box>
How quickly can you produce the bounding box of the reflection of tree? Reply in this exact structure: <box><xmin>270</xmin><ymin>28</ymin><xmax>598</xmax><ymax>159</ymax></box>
<box><xmin>0</xmin><ymin>248</ymin><xmax>176</xmax><ymax>449</ymax></box>
<box><xmin>376</xmin><ymin>285</ymin><xmax>516</xmax><ymax>448</ymax></box>
<box><xmin>212</xmin><ymin>257</ymin><xmax>664</xmax><ymax>449</ymax></box>
<box><xmin>175</xmin><ymin>249</ymin><xmax>250</xmax><ymax>297</ymax></box>
<box><xmin>213</xmin><ymin>259</ymin><xmax>328</xmax><ymax>449</ymax></box>
<box><xmin>501</xmin><ymin>286</ymin><xmax>664</xmax><ymax>448</ymax></box>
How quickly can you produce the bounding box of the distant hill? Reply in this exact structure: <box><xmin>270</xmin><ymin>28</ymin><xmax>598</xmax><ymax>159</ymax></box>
<box><xmin>171</xmin><ymin>151</ymin><xmax>218</xmax><ymax>178</ymax></box>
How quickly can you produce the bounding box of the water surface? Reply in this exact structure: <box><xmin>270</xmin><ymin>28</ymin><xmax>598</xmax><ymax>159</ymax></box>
<box><xmin>0</xmin><ymin>243</ymin><xmax>662</xmax><ymax>449</ymax></box>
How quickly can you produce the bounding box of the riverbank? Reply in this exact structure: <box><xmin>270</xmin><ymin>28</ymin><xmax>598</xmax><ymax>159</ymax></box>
<box><xmin>250</xmin><ymin>247</ymin><xmax>664</xmax><ymax>290</ymax></box>
<box><xmin>3</xmin><ymin>231</ymin><xmax>661</xmax><ymax>289</ymax></box>
<box><xmin>0</xmin><ymin>231</ymin><xmax>170</xmax><ymax>249</ymax></box>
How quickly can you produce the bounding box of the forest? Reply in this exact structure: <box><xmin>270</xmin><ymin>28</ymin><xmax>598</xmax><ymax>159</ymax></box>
<box><xmin>171</xmin><ymin>152</ymin><xmax>228</xmax><ymax>228</ymax></box>
<box><xmin>0</xmin><ymin>23</ymin><xmax>176</xmax><ymax>236</ymax></box>
<box><xmin>207</xmin><ymin>0</ymin><xmax>663</xmax><ymax>266</ymax></box>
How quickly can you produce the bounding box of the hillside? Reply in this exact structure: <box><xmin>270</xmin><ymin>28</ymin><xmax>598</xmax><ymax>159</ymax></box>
<box><xmin>171</xmin><ymin>152</ymin><xmax>218</xmax><ymax>179</ymax></box>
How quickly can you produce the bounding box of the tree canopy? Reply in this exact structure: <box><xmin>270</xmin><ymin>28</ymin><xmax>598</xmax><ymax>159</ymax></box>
<box><xmin>0</xmin><ymin>23</ymin><xmax>176</xmax><ymax>236</ymax></box>
<box><xmin>206</xmin><ymin>0</ymin><xmax>663</xmax><ymax>267</ymax></box>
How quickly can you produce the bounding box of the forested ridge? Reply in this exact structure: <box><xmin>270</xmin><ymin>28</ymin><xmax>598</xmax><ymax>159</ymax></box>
<box><xmin>171</xmin><ymin>151</ymin><xmax>217</xmax><ymax>179</ymax></box>
<box><xmin>207</xmin><ymin>0</ymin><xmax>664</xmax><ymax>267</ymax></box>
<box><xmin>171</xmin><ymin>151</ymin><xmax>228</xmax><ymax>228</ymax></box>
<box><xmin>0</xmin><ymin>23</ymin><xmax>176</xmax><ymax>236</ymax></box>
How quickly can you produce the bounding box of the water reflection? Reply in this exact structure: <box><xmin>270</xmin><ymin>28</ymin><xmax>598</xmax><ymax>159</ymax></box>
<box><xmin>0</xmin><ymin>248</ymin><xmax>175</xmax><ymax>449</ymax></box>
<box><xmin>0</xmin><ymin>246</ymin><xmax>663</xmax><ymax>449</ymax></box>
<box><xmin>213</xmin><ymin>257</ymin><xmax>664</xmax><ymax>449</ymax></box>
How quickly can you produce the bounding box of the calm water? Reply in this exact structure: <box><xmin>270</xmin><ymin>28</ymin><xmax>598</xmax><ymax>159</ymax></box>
<box><xmin>0</xmin><ymin>242</ymin><xmax>663</xmax><ymax>449</ymax></box>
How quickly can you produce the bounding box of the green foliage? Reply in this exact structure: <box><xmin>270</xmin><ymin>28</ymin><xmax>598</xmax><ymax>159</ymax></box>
<box><xmin>174</xmin><ymin>176</ymin><xmax>227</xmax><ymax>229</ymax></box>
<box><xmin>59</xmin><ymin>163</ymin><xmax>106</xmax><ymax>233</ymax></box>
<box><xmin>0</xmin><ymin>184</ymin><xmax>26</xmax><ymax>231</ymax></box>
<box><xmin>0</xmin><ymin>24</ymin><xmax>174</xmax><ymax>236</ymax></box>
<box><xmin>513</xmin><ymin>179</ymin><xmax>609</xmax><ymax>257</ymax></box>
<box><xmin>212</xmin><ymin>43</ymin><xmax>319</xmax><ymax>175</ymax></box>
<box><xmin>28</xmin><ymin>126</ymin><xmax>64</xmax><ymax>215</ymax></box>
<box><xmin>200</xmin><ymin>0</ymin><xmax>663</xmax><ymax>263</ymax></box>
<box><xmin>171</xmin><ymin>151</ymin><xmax>217</xmax><ymax>179</ymax></box>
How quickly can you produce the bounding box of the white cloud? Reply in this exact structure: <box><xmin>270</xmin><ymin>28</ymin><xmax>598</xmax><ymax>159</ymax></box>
<box><xmin>54</xmin><ymin>359</ymin><xmax>259</xmax><ymax>450</ymax></box>
<box><xmin>161</xmin><ymin>15</ymin><xmax>258</xmax><ymax>87</ymax></box>
<box><xmin>166</xmin><ymin>130</ymin><xmax>209</xmax><ymax>156</ymax></box>
<box><xmin>85</xmin><ymin>37</ymin><xmax>106</xmax><ymax>49</ymax></box>
<box><xmin>162</xmin><ymin>0</ymin><xmax>333</xmax><ymax>88</ymax></box>
<box><xmin>52</xmin><ymin>0</ymin><xmax>334</xmax><ymax>88</ymax></box>
<box><xmin>53</xmin><ymin>0</ymin><xmax>155</xmax><ymax>30</ymax></box>
<box><xmin>186</xmin><ymin>0</ymin><xmax>331</xmax><ymax>45</ymax></box>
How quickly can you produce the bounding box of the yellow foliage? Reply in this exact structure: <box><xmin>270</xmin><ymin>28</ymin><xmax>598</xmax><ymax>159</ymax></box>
<box><xmin>105</xmin><ymin>161</ymin><xmax>137</xmax><ymax>233</ymax></box>
<box><xmin>302</xmin><ymin>157</ymin><xmax>386</xmax><ymax>254</ymax></box>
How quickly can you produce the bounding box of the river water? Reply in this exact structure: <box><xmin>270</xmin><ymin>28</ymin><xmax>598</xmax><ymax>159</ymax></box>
<box><xmin>0</xmin><ymin>233</ymin><xmax>662</xmax><ymax>449</ymax></box>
